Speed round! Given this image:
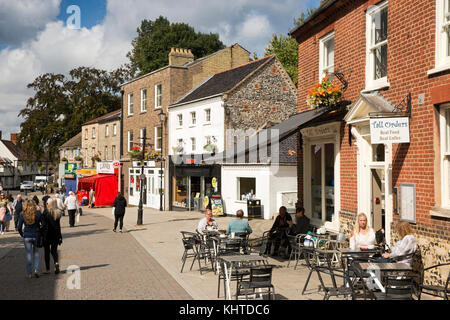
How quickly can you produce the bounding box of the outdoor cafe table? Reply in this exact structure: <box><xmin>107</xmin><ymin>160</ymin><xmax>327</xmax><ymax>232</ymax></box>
<box><xmin>356</xmin><ymin>262</ymin><xmax>412</xmax><ymax>293</ymax></box>
<box><xmin>219</xmin><ymin>254</ymin><xmax>268</xmax><ymax>300</ymax></box>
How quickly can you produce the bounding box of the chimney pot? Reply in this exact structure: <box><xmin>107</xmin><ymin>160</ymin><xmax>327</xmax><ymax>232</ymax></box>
<box><xmin>10</xmin><ymin>133</ymin><xmax>17</xmax><ymax>145</ymax></box>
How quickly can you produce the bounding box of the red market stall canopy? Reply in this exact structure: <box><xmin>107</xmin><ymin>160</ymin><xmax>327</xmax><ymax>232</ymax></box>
<box><xmin>77</xmin><ymin>174</ymin><xmax>118</xmax><ymax>207</ymax></box>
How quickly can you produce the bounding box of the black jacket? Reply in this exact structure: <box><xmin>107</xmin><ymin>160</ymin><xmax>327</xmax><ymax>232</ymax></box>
<box><xmin>42</xmin><ymin>209</ymin><xmax>62</xmax><ymax>245</ymax></box>
<box><xmin>113</xmin><ymin>196</ymin><xmax>127</xmax><ymax>215</ymax></box>
<box><xmin>270</xmin><ymin>214</ymin><xmax>292</xmax><ymax>234</ymax></box>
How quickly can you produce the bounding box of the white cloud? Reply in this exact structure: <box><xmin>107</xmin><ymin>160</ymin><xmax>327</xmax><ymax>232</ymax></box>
<box><xmin>0</xmin><ymin>0</ymin><xmax>61</xmax><ymax>46</ymax></box>
<box><xmin>0</xmin><ymin>0</ymin><xmax>316</xmax><ymax>139</ymax></box>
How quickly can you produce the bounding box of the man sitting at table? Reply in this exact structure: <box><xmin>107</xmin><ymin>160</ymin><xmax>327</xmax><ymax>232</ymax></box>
<box><xmin>226</xmin><ymin>209</ymin><xmax>252</xmax><ymax>236</ymax></box>
<box><xmin>265</xmin><ymin>206</ymin><xmax>292</xmax><ymax>257</ymax></box>
<box><xmin>197</xmin><ymin>209</ymin><xmax>218</xmax><ymax>235</ymax></box>
<box><xmin>293</xmin><ymin>207</ymin><xmax>311</xmax><ymax>235</ymax></box>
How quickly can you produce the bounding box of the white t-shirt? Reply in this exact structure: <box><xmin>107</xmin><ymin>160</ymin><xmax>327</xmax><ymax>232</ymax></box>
<box><xmin>350</xmin><ymin>228</ymin><xmax>376</xmax><ymax>250</ymax></box>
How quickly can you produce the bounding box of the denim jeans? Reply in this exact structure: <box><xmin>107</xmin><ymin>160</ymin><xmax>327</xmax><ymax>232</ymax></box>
<box><xmin>24</xmin><ymin>238</ymin><xmax>40</xmax><ymax>275</ymax></box>
<box><xmin>0</xmin><ymin>221</ymin><xmax>5</xmax><ymax>232</ymax></box>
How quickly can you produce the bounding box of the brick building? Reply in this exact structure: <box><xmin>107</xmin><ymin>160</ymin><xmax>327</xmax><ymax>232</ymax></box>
<box><xmin>290</xmin><ymin>0</ymin><xmax>450</xmax><ymax>283</ymax></box>
<box><xmin>120</xmin><ymin>44</ymin><xmax>250</xmax><ymax>210</ymax></box>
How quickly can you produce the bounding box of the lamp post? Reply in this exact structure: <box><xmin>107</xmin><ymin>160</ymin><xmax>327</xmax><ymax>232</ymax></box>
<box><xmin>137</xmin><ymin>129</ymin><xmax>147</xmax><ymax>225</ymax></box>
<box><xmin>159</xmin><ymin>109</ymin><xmax>166</xmax><ymax>211</ymax></box>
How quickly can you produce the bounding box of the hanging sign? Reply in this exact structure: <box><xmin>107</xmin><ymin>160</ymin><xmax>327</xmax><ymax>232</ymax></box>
<box><xmin>370</xmin><ymin>117</ymin><xmax>410</xmax><ymax>144</ymax></box>
<box><xmin>65</xmin><ymin>163</ymin><xmax>77</xmax><ymax>174</ymax></box>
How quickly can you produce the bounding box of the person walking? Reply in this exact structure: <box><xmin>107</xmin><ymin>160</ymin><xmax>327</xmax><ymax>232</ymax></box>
<box><xmin>64</xmin><ymin>191</ymin><xmax>79</xmax><ymax>227</ymax></box>
<box><xmin>12</xmin><ymin>194</ymin><xmax>25</xmax><ymax>231</ymax></box>
<box><xmin>0</xmin><ymin>201</ymin><xmax>7</xmax><ymax>235</ymax></box>
<box><xmin>55</xmin><ymin>192</ymin><xmax>66</xmax><ymax>217</ymax></box>
<box><xmin>5</xmin><ymin>194</ymin><xmax>14</xmax><ymax>232</ymax></box>
<box><xmin>42</xmin><ymin>198</ymin><xmax>62</xmax><ymax>274</ymax></box>
<box><xmin>17</xmin><ymin>199</ymin><xmax>46</xmax><ymax>278</ymax></box>
<box><xmin>113</xmin><ymin>192</ymin><xmax>127</xmax><ymax>233</ymax></box>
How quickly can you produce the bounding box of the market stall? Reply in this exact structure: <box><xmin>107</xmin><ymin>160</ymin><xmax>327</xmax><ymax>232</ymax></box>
<box><xmin>77</xmin><ymin>174</ymin><xmax>118</xmax><ymax>207</ymax></box>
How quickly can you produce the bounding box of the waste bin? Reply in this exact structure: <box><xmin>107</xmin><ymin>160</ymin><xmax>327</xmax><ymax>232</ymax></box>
<box><xmin>247</xmin><ymin>199</ymin><xmax>262</xmax><ymax>219</ymax></box>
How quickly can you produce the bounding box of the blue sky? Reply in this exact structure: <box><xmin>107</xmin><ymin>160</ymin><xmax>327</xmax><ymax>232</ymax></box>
<box><xmin>0</xmin><ymin>0</ymin><xmax>321</xmax><ymax>138</ymax></box>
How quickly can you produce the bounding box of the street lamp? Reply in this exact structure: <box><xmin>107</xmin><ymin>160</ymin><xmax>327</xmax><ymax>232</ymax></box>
<box><xmin>137</xmin><ymin>129</ymin><xmax>147</xmax><ymax>225</ymax></box>
<box><xmin>159</xmin><ymin>109</ymin><xmax>166</xmax><ymax>211</ymax></box>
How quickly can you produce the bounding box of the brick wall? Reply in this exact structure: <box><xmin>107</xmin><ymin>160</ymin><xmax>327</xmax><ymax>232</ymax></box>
<box><xmin>294</xmin><ymin>0</ymin><xmax>450</xmax><ymax>285</ymax></box>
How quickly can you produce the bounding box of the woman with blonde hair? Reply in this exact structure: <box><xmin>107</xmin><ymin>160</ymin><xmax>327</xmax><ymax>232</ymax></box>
<box><xmin>18</xmin><ymin>199</ymin><xmax>46</xmax><ymax>278</ymax></box>
<box><xmin>349</xmin><ymin>213</ymin><xmax>376</xmax><ymax>250</ymax></box>
<box><xmin>379</xmin><ymin>221</ymin><xmax>417</xmax><ymax>265</ymax></box>
<box><xmin>42</xmin><ymin>198</ymin><xmax>62</xmax><ymax>274</ymax></box>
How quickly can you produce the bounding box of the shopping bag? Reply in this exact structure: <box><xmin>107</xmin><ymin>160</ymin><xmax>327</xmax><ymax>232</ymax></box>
<box><xmin>112</xmin><ymin>207</ymin><xmax>115</xmax><ymax>215</ymax></box>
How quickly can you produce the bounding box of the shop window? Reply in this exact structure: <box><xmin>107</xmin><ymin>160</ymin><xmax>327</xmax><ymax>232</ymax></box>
<box><xmin>311</xmin><ymin>143</ymin><xmax>335</xmax><ymax>222</ymax></box>
<box><xmin>237</xmin><ymin>177</ymin><xmax>256</xmax><ymax>201</ymax></box>
<box><xmin>440</xmin><ymin>104</ymin><xmax>450</xmax><ymax>208</ymax></box>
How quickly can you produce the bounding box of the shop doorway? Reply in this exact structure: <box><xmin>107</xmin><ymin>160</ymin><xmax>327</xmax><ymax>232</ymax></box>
<box><xmin>371</xmin><ymin>168</ymin><xmax>385</xmax><ymax>231</ymax></box>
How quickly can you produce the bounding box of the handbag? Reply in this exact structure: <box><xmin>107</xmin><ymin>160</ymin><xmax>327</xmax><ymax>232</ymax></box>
<box><xmin>112</xmin><ymin>207</ymin><xmax>115</xmax><ymax>215</ymax></box>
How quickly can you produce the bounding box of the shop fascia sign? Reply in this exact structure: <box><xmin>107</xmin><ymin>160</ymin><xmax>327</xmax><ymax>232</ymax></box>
<box><xmin>96</xmin><ymin>161</ymin><xmax>119</xmax><ymax>174</ymax></box>
<box><xmin>76</xmin><ymin>169</ymin><xmax>97</xmax><ymax>175</ymax></box>
<box><xmin>64</xmin><ymin>163</ymin><xmax>77</xmax><ymax>174</ymax></box>
<box><xmin>370</xmin><ymin>117</ymin><xmax>410</xmax><ymax>144</ymax></box>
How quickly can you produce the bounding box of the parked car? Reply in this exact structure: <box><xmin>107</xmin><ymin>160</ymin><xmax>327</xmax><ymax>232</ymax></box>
<box><xmin>20</xmin><ymin>181</ymin><xmax>35</xmax><ymax>192</ymax></box>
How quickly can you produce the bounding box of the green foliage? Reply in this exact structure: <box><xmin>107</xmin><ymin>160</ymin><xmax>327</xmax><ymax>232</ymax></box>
<box><xmin>18</xmin><ymin>66</ymin><xmax>130</xmax><ymax>163</ymax></box>
<box><xmin>264</xmin><ymin>34</ymin><xmax>299</xmax><ymax>86</ymax></box>
<box><xmin>126</xmin><ymin>16</ymin><xmax>225</xmax><ymax>76</ymax></box>
<box><xmin>264</xmin><ymin>6</ymin><xmax>318</xmax><ymax>86</ymax></box>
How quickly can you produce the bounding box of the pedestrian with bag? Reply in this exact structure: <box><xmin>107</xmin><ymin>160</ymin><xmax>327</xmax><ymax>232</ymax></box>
<box><xmin>64</xmin><ymin>191</ymin><xmax>79</xmax><ymax>227</ymax></box>
<box><xmin>17</xmin><ymin>199</ymin><xmax>46</xmax><ymax>278</ymax></box>
<box><xmin>42</xmin><ymin>198</ymin><xmax>62</xmax><ymax>274</ymax></box>
<box><xmin>112</xmin><ymin>192</ymin><xmax>127</xmax><ymax>233</ymax></box>
<box><xmin>12</xmin><ymin>194</ymin><xmax>25</xmax><ymax>231</ymax></box>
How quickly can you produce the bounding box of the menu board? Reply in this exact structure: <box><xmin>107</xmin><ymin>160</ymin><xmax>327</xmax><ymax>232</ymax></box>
<box><xmin>211</xmin><ymin>196</ymin><xmax>224</xmax><ymax>216</ymax></box>
<box><xmin>400</xmin><ymin>183</ymin><xmax>416</xmax><ymax>223</ymax></box>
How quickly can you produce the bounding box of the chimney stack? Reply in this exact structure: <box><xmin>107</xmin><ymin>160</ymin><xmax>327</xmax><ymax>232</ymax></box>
<box><xmin>0</xmin><ymin>130</ymin><xmax>2</xmax><ymax>140</ymax></box>
<box><xmin>10</xmin><ymin>133</ymin><xmax>17</xmax><ymax>145</ymax></box>
<box><xmin>168</xmin><ymin>48</ymin><xmax>194</xmax><ymax>66</ymax></box>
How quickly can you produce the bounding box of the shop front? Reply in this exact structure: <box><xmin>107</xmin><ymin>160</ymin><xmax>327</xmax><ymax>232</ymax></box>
<box><xmin>128</xmin><ymin>163</ymin><xmax>164</xmax><ymax>210</ymax></box>
<box><xmin>170</xmin><ymin>158</ymin><xmax>221</xmax><ymax>212</ymax></box>
<box><xmin>300</xmin><ymin>121</ymin><xmax>342</xmax><ymax>232</ymax></box>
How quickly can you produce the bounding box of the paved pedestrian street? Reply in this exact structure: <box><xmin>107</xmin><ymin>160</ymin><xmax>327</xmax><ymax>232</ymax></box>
<box><xmin>0</xmin><ymin>210</ymin><xmax>192</xmax><ymax>300</ymax></box>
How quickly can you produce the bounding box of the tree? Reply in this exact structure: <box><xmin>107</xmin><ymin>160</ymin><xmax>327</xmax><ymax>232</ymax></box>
<box><xmin>18</xmin><ymin>67</ymin><xmax>130</xmax><ymax>163</ymax></box>
<box><xmin>126</xmin><ymin>16</ymin><xmax>225</xmax><ymax>77</ymax></box>
<box><xmin>264</xmin><ymin>6</ymin><xmax>318</xmax><ymax>86</ymax></box>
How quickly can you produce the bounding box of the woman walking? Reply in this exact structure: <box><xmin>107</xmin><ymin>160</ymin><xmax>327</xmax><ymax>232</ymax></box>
<box><xmin>42</xmin><ymin>198</ymin><xmax>62</xmax><ymax>274</ymax></box>
<box><xmin>0</xmin><ymin>201</ymin><xmax>7</xmax><ymax>235</ymax></box>
<box><xmin>113</xmin><ymin>192</ymin><xmax>127</xmax><ymax>233</ymax></box>
<box><xmin>18</xmin><ymin>200</ymin><xmax>46</xmax><ymax>278</ymax></box>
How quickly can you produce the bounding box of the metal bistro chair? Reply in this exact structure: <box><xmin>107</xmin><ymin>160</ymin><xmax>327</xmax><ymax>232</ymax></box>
<box><xmin>315</xmin><ymin>249</ymin><xmax>356</xmax><ymax>300</ymax></box>
<box><xmin>418</xmin><ymin>262</ymin><xmax>450</xmax><ymax>300</ymax></box>
<box><xmin>372</xmin><ymin>274</ymin><xmax>415</xmax><ymax>300</ymax></box>
<box><xmin>300</xmin><ymin>246</ymin><xmax>322</xmax><ymax>295</ymax></box>
<box><xmin>217</xmin><ymin>258</ymin><xmax>250</xmax><ymax>299</ymax></box>
<box><xmin>237</xmin><ymin>264</ymin><xmax>276</xmax><ymax>300</ymax></box>
<box><xmin>287</xmin><ymin>234</ymin><xmax>307</xmax><ymax>269</ymax></box>
<box><xmin>247</xmin><ymin>231</ymin><xmax>270</xmax><ymax>257</ymax></box>
<box><xmin>180</xmin><ymin>231</ymin><xmax>201</xmax><ymax>273</ymax></box>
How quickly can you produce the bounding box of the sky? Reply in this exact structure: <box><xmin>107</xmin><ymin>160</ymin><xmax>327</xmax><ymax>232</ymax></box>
<box><xmin>0</xmin><ymin>0</ymin><xmax>321</xmax><ymax>140</ymax></box>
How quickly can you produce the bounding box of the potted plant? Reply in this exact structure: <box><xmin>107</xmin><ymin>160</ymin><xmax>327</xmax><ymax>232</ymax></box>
<box><xmin>61</xmin><ymin>157</ymin><xmax>68</xmax><ymax>162</ymax></box>
<box><xmin>307</xmin><ymin>75</ymin><xmax>343</xmax><ymax>109</ymax></box>
<box><xmin>203</xmin><ymin>136</ymin><xmax>218</xmax><ymax>154</ymax></box>
<box><xmin>91</xmin><ymin>153</ymin><xmax>101</xmax><ymax>163</ymax></box>
<box><xmin>74</xmin><ymin>155</ymin><xmax>83</xmax><ymax>162</ymax></box>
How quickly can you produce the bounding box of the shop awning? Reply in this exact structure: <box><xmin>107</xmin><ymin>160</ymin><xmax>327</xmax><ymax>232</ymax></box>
<box><xmin>77</xmin><ymin>174</ymin><xmax>118</xmax><ymax>207</ymax></box>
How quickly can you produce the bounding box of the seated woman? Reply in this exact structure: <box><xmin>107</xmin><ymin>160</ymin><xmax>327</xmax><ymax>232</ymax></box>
<box><xmin>349</xmin><ymin>213</ymin><xmax>376</xmax><ymax>250</ymax></box>
<box><xmin>265</xmin><ymin>206</ymin><xmax>292</xmax><ymax>257</ymax></box>
<box><xmin>377</xmin><ymin>221</ymin><xmax>417</xmax><ymax>266</ymax></box>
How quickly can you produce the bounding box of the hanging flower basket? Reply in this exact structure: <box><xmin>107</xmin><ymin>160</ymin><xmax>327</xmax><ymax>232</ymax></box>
<box><xmin>74</xmin><ymin>155</ymin><xmax>83</xmax><ymax>162</ymax></box>
<box><xmin>307</xmin><ymin>76</ymin><xmax>343</xmax><ymax>109</ymax></box>
<box><xmin>203</xmin><ymin>143</ymin><xmax>218</xmax><ymax>154</ymax></box>
<box><xmin>91</xmin><ymin>154</ymin><xmax>101</xmax><ymax>163</ymax></box>
<box><xmin>128</xmin><ymin>146</ymin><xmax>161</xmax><ymax>162</ymax></box>
<box><xmin>61</xmin><ymin>157</ymin><xmax>68</xmax><ymax>162</ymax></box>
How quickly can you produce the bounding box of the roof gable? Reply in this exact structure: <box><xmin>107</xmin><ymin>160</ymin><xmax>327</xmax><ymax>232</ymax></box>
<box><xmin>170</xmin><ymin>55</ymin><xmax>274</xmax><ymax>107</ymax></box>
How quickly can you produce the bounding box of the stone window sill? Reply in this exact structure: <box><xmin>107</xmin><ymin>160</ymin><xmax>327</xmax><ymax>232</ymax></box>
<box><xmin>430</xmin><ymin>207</ymin><xmax>450</xmax><ymax>219</ymax></box>
<box><xmin>427</xmin><ymin>64</ymin><xmax>450</xmax><ymax>76</ymax></box>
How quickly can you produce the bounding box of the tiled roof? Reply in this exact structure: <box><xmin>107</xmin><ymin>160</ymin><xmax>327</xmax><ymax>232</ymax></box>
<box><xmin>1</xmin><ymin>140</ymin><xmax>28</xmax><ymax>160</ymax></box>
<box><xmin>170</xmin><ymin>55</ymin><xmax>274</xmax><ymax>107</ymax></box>
<box><xmin>60</xmin><ymin>132</ymin><xmax>82</xmax><ymax>149</ymax></box>
<box><xmin>83</xmin><ymin>109</ymin><xmax>121</xmax><ymax>126</ymax></box>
